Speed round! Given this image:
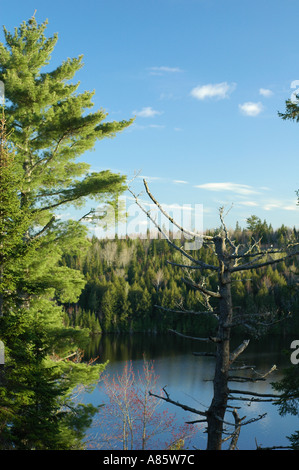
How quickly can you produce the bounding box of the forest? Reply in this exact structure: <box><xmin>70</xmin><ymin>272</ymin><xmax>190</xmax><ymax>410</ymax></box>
<box><xmin>62</xmin><ymin>219</ymin><xmax>299</xmax><ymax>336</ymax></box>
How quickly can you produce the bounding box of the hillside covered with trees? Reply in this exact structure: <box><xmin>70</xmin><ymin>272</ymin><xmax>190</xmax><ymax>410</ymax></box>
<box><xmin>62</xmin><ymin>217</ymin><xmax>299</xmax><ymax>336</ymax></box>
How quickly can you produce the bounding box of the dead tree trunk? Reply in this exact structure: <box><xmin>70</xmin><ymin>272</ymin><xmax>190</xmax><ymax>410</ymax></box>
<box><xmin>206</xmin><ymin>236</ymin><xmax>233</xmax><ymax>449</ymax></box>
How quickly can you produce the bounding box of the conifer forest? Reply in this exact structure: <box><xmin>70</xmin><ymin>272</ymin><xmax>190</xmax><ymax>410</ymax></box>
<box><xmin>63</xmin><ymin>225</ymin><xmax>299</xmax><ymax>336</ymax></box>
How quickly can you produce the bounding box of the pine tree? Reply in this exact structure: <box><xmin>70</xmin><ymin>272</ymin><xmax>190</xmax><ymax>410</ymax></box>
<box><xmin>0</xmin><ymin>15</ymin><xmax>132</xmax><ymax>449</ymax></box>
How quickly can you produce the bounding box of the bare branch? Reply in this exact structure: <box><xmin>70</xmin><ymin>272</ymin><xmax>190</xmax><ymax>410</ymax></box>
<box><xmin>166</xmin><ymin>259</ymin><xmax>219</xmax><ymax>272</ymax></box>
<box><xmin>232</xmin><ymin>249</ymin><xmax>299</xmax><ymax>272</ymax></box>
<box><xmin>168</xmin><ymin>329</ymin><xmax>220</xmax><ymax>343</ymax></box>
<box><xmin>230</xmin><ymin>236</ymin><xmax>263</xmax><ymax>259</ymax></box>
<box><xmin>227</xmin><ymin>409</ymin><xmax>243</xmax><ymax>450</ymax></box>
<box><xmin>143</xmin><ymin>179</ymin><xmax>214</xmax><ymax>242</ymax></box>
<box><xmin>255</xmin><ymin>442</ymin><xmax>293</xmax><ymax>450</ymax></box>
<box><xmin>155</xmin><ymin>304</ymin><xmax>219</xmax><ymax>319</ymax></box>
<box><xmin>228</xmin><ymin>365</ymin><xmax>277</xmax><ymax>383</ymax></box>
<box><xmin>181</xmin><ymin>276</ymin><xmax>221</xmax><ymax>298</ymax></box>
<box><xmin>219</xmin><ymin>205</ymin><xmax>238</xmax><ymax>256</ymax></box>
<box><xmin>128</xmin><ymin>187</ymin><xmax>207</xmax><ymax>268</ymax></box>
<box><xmin>228</xmin><ymin>389</ymin><xmax>281</xmax><ymax>400</ymax></box>
<box><xmin>229</xmin><ymin>340</ymin><xmax>250</xmax><ymax>364</ymax></box>
<box><xmin>149</xmin><ymin>387</ymin><xmax>207</xmax><ymax>419</ymax></box>
<box><xmin>192</xmin><ymin>352</ymin><xmax>217</xmax><ymax>357</ymax></box>
<box><xmin>229</xmin><ymin>365</ymin><xmax>257</xmax><ymax>372</ymax></box>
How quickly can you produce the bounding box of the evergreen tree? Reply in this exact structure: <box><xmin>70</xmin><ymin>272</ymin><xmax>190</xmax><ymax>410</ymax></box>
<box><xmin>0</xmin><ymin>16</ymin><xmax>132</xmax><ymax>223</ymax></box>
<box><xmin>0</xmin><ymin>15</ymin><xmax>132</xmax><ymax>449</ymax></box>
<box><xmin>101</xmin><ymin>283</ymin><xmax>117</xmax><ymax>332</ymax></box>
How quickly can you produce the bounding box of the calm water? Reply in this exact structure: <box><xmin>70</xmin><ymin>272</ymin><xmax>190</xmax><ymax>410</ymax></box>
<box><xmin>82</xmin><ymin>333</ymin><xmax>299</xmax><ymax>450</ymax></box>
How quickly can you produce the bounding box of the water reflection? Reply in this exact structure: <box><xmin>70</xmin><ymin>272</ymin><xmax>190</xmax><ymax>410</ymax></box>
<box><xmin>83</xmin><ymin>333</ymin><xmax>298</xmax><ymax>450</ymax></box>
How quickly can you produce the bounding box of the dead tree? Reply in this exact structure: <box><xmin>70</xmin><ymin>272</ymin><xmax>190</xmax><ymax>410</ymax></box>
<box><xmin>129</xmin><ymin>179</ymin><xmax>299</xmax><ymax>450</ymax></box>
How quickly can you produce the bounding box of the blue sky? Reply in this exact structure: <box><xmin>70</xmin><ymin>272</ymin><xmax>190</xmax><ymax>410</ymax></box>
<box><xmin>1</xmin><ymin>0</ymin><xmax>299</xmax><ymax>235</ymax></box>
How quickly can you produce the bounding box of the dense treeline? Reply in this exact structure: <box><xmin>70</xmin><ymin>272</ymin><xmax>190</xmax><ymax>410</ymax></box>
<box><xmin>62</xmin><ymin>218</ymin><xmax>299</xmax><ymax>336</ymax></box>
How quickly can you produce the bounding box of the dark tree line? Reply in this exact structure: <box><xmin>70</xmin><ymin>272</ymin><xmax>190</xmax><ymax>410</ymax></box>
<box><xmin>62</xmin><ymin>216</ymin><xmax>298</xmax><ymax>336</ymax></box>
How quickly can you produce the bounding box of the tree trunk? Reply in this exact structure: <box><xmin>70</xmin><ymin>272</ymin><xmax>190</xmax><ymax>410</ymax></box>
<box><xmin>206</xmin><ymin>237</ymin><xmax>232</xmax><ymax>450</ymax></box>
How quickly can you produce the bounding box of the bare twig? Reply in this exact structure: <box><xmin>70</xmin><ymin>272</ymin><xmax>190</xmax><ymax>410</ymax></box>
<box><xmin>149</xmin><ymin>387</ymin><xmax>207</xmax><ymax>419</ymax></box>
<box><xmin>168</xmin><ymin>329</ymin><xmax>220</xmax><ymax>343</ymax></box>
<box><xmin>181</xmin><ymin>276</ymin><xmax>221</xmax><ymax>298</ymax></box>
<box><xmin>155</xmin><ymin>304</ymin><xmax>219</xmax><ymax>319</ymax></box>
<box><xmin>143</xmin><ymin>179</ymin><xmax>214</xmax><ymax>242</ymax></box>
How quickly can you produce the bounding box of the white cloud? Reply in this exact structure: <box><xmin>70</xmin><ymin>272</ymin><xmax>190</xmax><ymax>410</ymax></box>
<box><xmin>133</xmin><ymin>107</ymin><xmax>163</xmax><ymax>118</ymax></box>
<box><xmin>238</xmin><ymin>201</ymin><xmax>259</xmax><ymax>207</ymax></box>
<box><xmin>190</xmin><ymin>82</ymin><xmax>236</xmax><ymax>100</ymax></box>
<box><xmin>262</xmin><ymin>199</ymin><xmax>298</xmax><ymax>211</ymax></box>
<box><xmin>263</xmin><ymin>203</ymin><xmax>281</xmax><ymax>211</ymax></box>
<box><xmin>149</xmin><ymin>66</ymin><xmax>183</xmax><ymax>74</ymax></box>
<box><xmin>259</xmin><ymin>88</ymin><xmax>273</xmax><ymax>97</ymax></box>
<box><xmin>173</xmin><ymin>179</ymin><xmax>188</xmax><ymax>184</ymax></box>
<box><xmin>131</xmin><ymin>123</ymin><xmax>165</xmax><ymax>131</ymax></box>
<box><xmin>283</xmin><ymin>205</ymin><xmax>298</xmax><ymax>211</ymax></box>
<box><xmin>239</xmin><ymin>102</ymin><xmax>263</xmax><ymax>116</ymax></box>
<box><xmin>137</xmin><ymin>175</ymin><xmax>163</xmax><ymax>182</ymax></box>
<box><xmin>195</xmin><ymin>182</ymin><xmax>259</xmax><ymax>195</ymax></box>
<box><xmin>148</xmin><ymin>124</ymin><xmax>165</xmax><ymax>129</ymax></box>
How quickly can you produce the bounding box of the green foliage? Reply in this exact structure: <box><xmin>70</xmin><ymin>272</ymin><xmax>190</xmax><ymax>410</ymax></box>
<box><xmin>0</xmin><ymin>16</ymin><xmax>132</xmax><ymax>218</ymax></box>
<box><xmin>63</xmin><ymin>223</ymin><xmax>298</xmax><ymax>335</ymax></box>
<box><xmin>0</xmin><ymin>15</ymin><xmax>132</xmax><ymax>449</ymax></box>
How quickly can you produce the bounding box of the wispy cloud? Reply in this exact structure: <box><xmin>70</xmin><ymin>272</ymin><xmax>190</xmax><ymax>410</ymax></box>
<box><xmin>173</xmin><ymin>179</ymin><xmax>188</xmax><ymax>184</ymax></box>
<box><xmin>137</xmin><ymin>175</ymin><xmax>163</xmax><ymax>182</ymax></box>
<box><xmin>259</xmin><ymin>88</ymin><xmax>273</xmax><ymax>97</ymax></box>
<box><xmin>283</xmin><ymin>204</ymin><xmax>298</xmax><ymax>211</ymax></box>
<box><xmin>190</xmin><ymin>82</ymin><xmax>236</xmax><ymax>100</ymax></box>
<box><xmin>133</xmin><ymin>106</ymin><xmax>163</xmax><ymax>118</ymax></box>
<box><xmin>238</xmin><ymin>201</ymin><xmax>259</xmax><ymax>207</ymax></box>
<box><xmin>239</xmin><ymin>101</ymin><xmax>263</xmax><ymax>116</ymax></box>
<box><xmin>262</xmin><ymin>198</ymin><xmax>298</xmax><ymax>212</ymax></box>
<box><xmin>148</xmin><ymin>66</ymin><xmax>183</xmax><ymax>75</ymax></box>
<box><xmin>195</xmin><ymin>182</ymin><xmax>259</xmax><ymax>195</ymax></box>
<box><xmin>130</xmin><ymin>123</ymin><xmax>165</xmax><ymax>131</ymax></box>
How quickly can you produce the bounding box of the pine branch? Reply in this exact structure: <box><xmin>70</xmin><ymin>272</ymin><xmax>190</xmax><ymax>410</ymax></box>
<box><xmin>30</xmin><ymin>215</ymin><xmax>56</xmax><ymax>240</ymax></box>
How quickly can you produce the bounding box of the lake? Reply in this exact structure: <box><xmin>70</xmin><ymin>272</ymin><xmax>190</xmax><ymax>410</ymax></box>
<box><xmin>82</xmin><ymin>332</ymin><xmax>299</xmax><ymax>450</ymax></box>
